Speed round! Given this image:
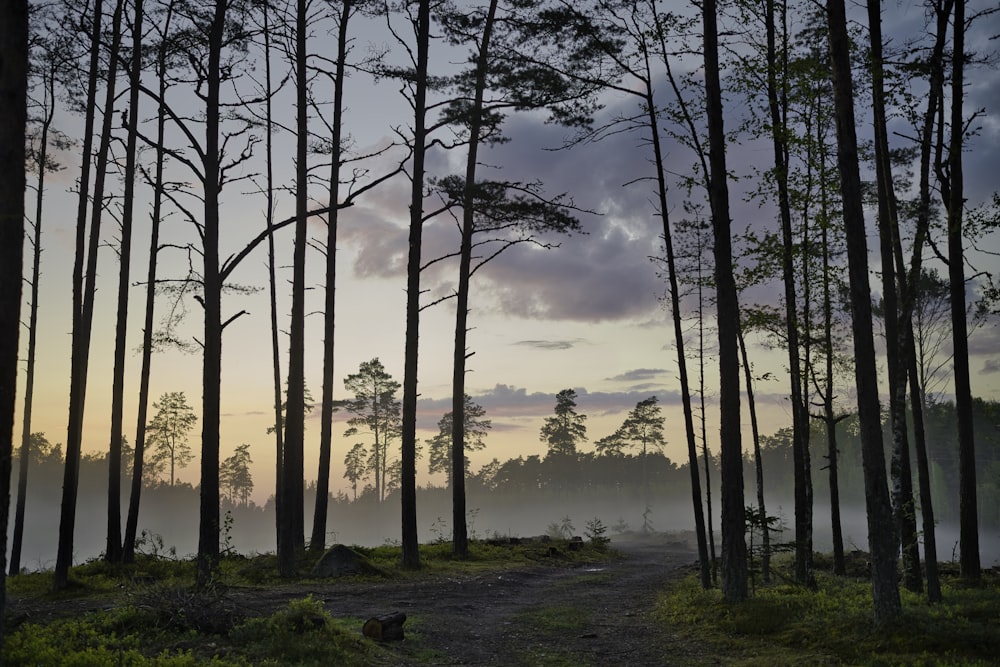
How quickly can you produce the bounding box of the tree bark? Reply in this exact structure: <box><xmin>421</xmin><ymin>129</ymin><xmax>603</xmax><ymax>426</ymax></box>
<box><xmin>867</xmin><ymin>0</ymin><xmax>922</xmax><ymax>593</ymax></box>
<box><xmin>703</xmin><ymin>0</ymin><xmax>747</xmax><ymax>603</ymax></box>
<box><xmin>401</xmin><ymin>0</ymin><xmax>431</xmax><ymax>569</ymax></box>
<box><xmin>279</xmin><ymin>0</ymin><xmax>311</xmax><ymax>577</ymax></box>
<box><xmin>826</xmin><ymin>0</ymin><xmax>901</xmax><ymax>624</ymax></box>
<box><xmin>106</xmin><ymin>0</ymin><xmax>145</xmax><ymax>564</ymax></box>
<box><xmin>765</xmin><ymin>0</ymin><xmax>813</xmax><ymax>588</ymax></box>
<box><xmin>123</xmin><ymin>0</ymin><xmax>173</xmax><ymax>563</ymax></box>
<box><xmin>0</xmin><ymin>0</ymin><xmax>29</xmax><ymax>642</ymax></box>
<box><xmin>313</xmin><ymin>0</ymin><xmax>353</xmax><ymax>554</ymax></box>
<box><xmin>945</xmin><ymin>0</ymin><xmax>980</xmax><ymax>582</ymax></box>
<box><xmin>197</xmin><ymin>0</ymin><xmax>228</xmax><ymax>587</ymax></box>
<box><xmin>57</xmin><ymin>0</ymin><xmax>125</xmax><ymax>590</ymax></box>
<box><xmin>10</xmin><ymin>52</ymin><xmax>56</xmax><ymax>576</ymax></box>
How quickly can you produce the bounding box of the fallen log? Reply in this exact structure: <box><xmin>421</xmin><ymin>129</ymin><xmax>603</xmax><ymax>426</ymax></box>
<box><xmin>363</xmin><ymin>612</ymin><xmax>407</xmax><ymax>641</ymax></box>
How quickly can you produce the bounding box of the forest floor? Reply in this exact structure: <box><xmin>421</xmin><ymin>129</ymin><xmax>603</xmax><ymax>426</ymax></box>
<box><xmin>230</xmin><ymin>532</ymin><xmax>702</xmax><ymax>665</ymax></box>
<box><xmin>5</xmin><ymin>532</ymin><xmax>704</xmax><ymax>665</ymax></box>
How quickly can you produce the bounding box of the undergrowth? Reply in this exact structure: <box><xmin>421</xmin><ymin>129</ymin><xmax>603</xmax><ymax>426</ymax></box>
<box><xmin>657</xmin><ymin>567</ymin><xmax>1000</xmax><ymax>666</ymax></box>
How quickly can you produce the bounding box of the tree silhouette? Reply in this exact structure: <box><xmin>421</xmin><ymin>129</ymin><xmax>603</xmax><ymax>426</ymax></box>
<box><xmin>146</xmin><ymin>392</ymin><xmax>197</xmax><ymax>487</ymax></box>
<box><xmin>540</xmin><ymin>389</ymin><xmax>587</xmax><ymax>459</ymax></box>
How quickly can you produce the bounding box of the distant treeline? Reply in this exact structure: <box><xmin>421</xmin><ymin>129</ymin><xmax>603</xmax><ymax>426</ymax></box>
<box><xmin>9</xmin><ymin>397</ymin><xmax>999</xmax><ymax>568</ymax></box>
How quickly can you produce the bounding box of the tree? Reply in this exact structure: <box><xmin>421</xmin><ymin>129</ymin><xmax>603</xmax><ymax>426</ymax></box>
<box><xmin>123</xmin><ymin>0</ymin><xmax>175</xmax><ymax>563</ymax></box>
<box><xmin>826</xmin><ymin>0</ymin><xmax>901</xmax><ymax>624</ymax></box>
<box><xmin>56</xmin><ymin>0</ymin><xmax>127</xmax><ymax>591</ymax></box>
<box><xmin>605</xmin><ymin>396</ymin><xmax>667</xmax><ymax>502</ymax></box>
<box><xmin>427</xmin><ymin>396</ymin><xmax>492</xmax><ymax>485</ymax></box>
<box><xmin>703</xmin><ymin>0</ymin><xmax>748</xmax><ymax>603</ymax></box>
<box><xmin>221</xmin><ymin>443</ymin><xmax>254</xmax><ymax>507</ymax></box>
<box><xmin>278</xmin><ymin>0</ymin><xmax>312</xmax><ymax>577</ymax></box>
<box><xmin>343</xmin><ymin>442</ymin><xmax>367</xmax><ymax>501</ymax></box>
<box><xmin>0</xmin><ymin>0</ymin><xmax>28</xmax><ymax>638</ymax></box>
<box><xmin>540</xmin><ymin>389</ymin><xmax>587</xmax><ymax>459</ymax></box>
<box><xmin>397</xmin><ymin>0</ymin><xmax>431</xmax><ymax>569</ymax></box>
<box><xmin>146</xmin><ymin>392</ymin><xmax>197</xmax><ymax>486</ymax></box>
<box><xmin>942</xmin><ymin>0</ymin><xmax>980</xmax><ymax>582</ymax></box>
<box><xmin>105</xmin><ymin>0</ymin><xmax>146</xmax><ymax>565</ymax></box>
<box><xmin>342</xmin><ymin>359</ymin><xmax>402</xmax><ymax>503</ymax></box>
<box><xmin>10</xmin><ymin>21</ymin><xmax>69</xmax><ymax>575</ymax></box>
<box><xmin>435</xmin><ymin>0</ymin><xmax>587</xmax><ymax>559</ymax></box>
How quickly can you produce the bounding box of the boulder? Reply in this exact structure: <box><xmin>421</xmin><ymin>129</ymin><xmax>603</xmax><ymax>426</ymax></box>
<box><xmin>311</xmin><ymin>544</ymin><xmax>371</xmax><ymax>578</ymax></box>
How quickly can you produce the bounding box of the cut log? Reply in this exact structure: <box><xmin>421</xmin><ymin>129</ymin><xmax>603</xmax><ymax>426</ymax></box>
<box><xmin>363</xmin><ymin>612</ymin><xmax>407</xmax><ymax>641</ymax></box>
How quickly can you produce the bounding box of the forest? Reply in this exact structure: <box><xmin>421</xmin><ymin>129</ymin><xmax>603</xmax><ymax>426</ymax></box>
<box><xmin>1</xmin><ymin>0</ymin><xmax>999</xmax><ymax>641</ymax></box>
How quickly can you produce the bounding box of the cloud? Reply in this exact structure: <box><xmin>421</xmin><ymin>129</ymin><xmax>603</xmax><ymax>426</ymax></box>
<box><xmin>513</xmin><ymin>339</ymin><xmax>582</xmax><ymax>351</ymax></box>
<box><xmin>606</xmin><ymin>368</ymin><xmax>667</xmax><ymax>382</ymax></box>
<box><xmin>981</xmin><ymin>359</ymin><xmax>1000</xmax><ymax>375</ymax></box>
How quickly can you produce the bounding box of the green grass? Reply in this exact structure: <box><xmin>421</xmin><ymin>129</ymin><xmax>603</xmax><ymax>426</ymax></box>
<box><xmin>657</xmin><ymin>567</ymin><xmax>1000</xmax><ymax>666</ymax></box>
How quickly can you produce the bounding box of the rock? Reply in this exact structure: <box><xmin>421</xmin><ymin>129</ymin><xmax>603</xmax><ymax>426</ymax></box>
<box><xmin>311</xmin><ymin>544</ymin><xmax>370</xmax><ymax>578</ymax></box>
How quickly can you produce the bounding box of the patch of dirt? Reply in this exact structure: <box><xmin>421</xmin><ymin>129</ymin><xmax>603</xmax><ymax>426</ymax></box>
<box><xmin>245</xmin><ymin>534</ymin><xmax>701</xmax><ymax>665</ymax></box>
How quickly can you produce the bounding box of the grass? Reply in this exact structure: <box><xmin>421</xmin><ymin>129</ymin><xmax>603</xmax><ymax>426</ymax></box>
<box><xmin>657</xmin><ymin>559</ymin><xmax>1000</xmax><ymax>666</ymax></box>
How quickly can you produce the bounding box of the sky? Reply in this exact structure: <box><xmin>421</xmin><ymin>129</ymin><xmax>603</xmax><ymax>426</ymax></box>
<box><xmin>13</xmin><ymin>1</ymin><xmax>1000</xmax><ymax>507</ymax></box>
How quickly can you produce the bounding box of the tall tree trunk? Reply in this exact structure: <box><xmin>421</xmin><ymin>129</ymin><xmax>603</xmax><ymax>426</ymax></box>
<box><xmin>279</xmin><ymin>0</ymin><xmax>310</xmax><ymax>576</ymax></box>
<box><xmin>451</xmin><ymin>0</ymin><xmax>498</xmax><ymax>559</ymax></box>
<box><xmin>900</xmin><ymin>0</ymin><xmax>952</xmax><ymax>604</ymax></box>
<box><xmin>123</xmin><ymin>0</ymin><xmax>173</xmax><ymax>563</ymax></box>
<box><xmin>867</xmin><ymin>0</ymin><xmax>922</xmax><ymax>593</ymax></box>
<box><xmin>698</xmin><ymin>247</ymin><xmax>717</xmax><ymax>584</ymax></box>
<box><xmin>945</xmin><ymin>0</ymin><xmax>980</xmax><ymax>582</ymax></box>
<box><xmin>10</xmin><ymin>57</ymin><xmax>56</xmax><ymax>576</ymax></box>
<box><xmin>765</xmin><ymin>0</ymin><xmax>813</xmax><ymax>588</ymax></box>
<box><xmin>0</xmin><ymin>0</ymin><xmax>29</xmax><ymax>642</ymax></box>
<box><xmin>57</xmin><ymin>0</ymin><xmax>125</xmax><ymax>590</ymax></box>
<box><xmin>826</xmin><ymin>0</ymin><xmax>901</xmax><ymax>624</ymax></box>
<box><xmin>819</xmin><ymin>209</ymin><xmax>846</xmax><ymax>576</ymax></box>
<box><xmin>646</xmin><ymin>90</ymin><xmax>711</xmax><ymax>590</ymax></box>
<box><xmin>197</xmin><ymin>0</ymin><xmax>227</xmax><ymax>587</ymax></box>
<box><xmin>313</xmin><ymin>0</ymin><xmax>352</xmax><ymax>554</ymax></box>
<box><xmin>737</xmin><ymin>322</ymin><xmax>770</xmax><ymax>583</ymax></box>
<box><xmin>703</xmin><ymin>0</ymin><xmax>747</xmax><ymax>603</ymax></box>
<box><xmin>106</xmin><ymin>0</ymin><xmax>145</xmax><ymax>564</ymax></box>
<box><xmin>260</xmin><ymin>0</ymin><xmax>285</xmax><ymax>561</ymax></box>
<box><xmin>401</xmin><ymin>0</ymin><xmax>431</xmax><ymax>569</ymax></box>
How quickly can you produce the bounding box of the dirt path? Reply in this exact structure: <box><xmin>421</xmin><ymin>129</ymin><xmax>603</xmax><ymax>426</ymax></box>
<box><xmin>302</xmin><ymin>534</ymin><xmax>699</xmax><ymax>666</ymax></box>
<box><xmin>7</xmin><ymin>535</ymin><xmax>700</xmax><ymax>665</ymax></box>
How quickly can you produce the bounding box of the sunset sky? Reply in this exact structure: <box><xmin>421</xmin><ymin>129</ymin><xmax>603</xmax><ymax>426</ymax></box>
<box><xmin>13</xmin><ymin>2</ymin><xmax>1000</xmax><ymax>506</ymax></box>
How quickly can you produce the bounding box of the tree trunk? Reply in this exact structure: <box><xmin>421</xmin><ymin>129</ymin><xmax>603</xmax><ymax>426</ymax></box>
<box><xmin>313</xmin><ymin>0</ymin><xmax>352</xmax><ymax>554</ymax></box>
<box><xmin>197</xmin><ymin>0</ymin><xmax>227</xmax><ymax>587</ymax></box>
<box><xmin>867</xmin><ymin>0</ymin><xmax>922</xmax><ymax>593</ymax></box>
<box><xmin>401</xmin><ymin>0</ymin><xmax>431</xmax><ymax>569</ymax></box>
<box><xmin>106</xmin><ymin>0</ymin><xmax>145</xmax><ymax>564</ymax></box>
<box><xmin>10</xmin><ymin>55</ymin><xmax>56</xmax><ymax>576</ymax></box>
<box><xmin>703</xmin><ymin>0</ymin><xmax>747</xmax><ymax>603</ymax></box>
<box><xmin>279</xmin><ymin>0</ymin><xmax>311</xmax><ymax>577</ymax></box>
<box><xmin>260</xmin><ymin>0</ymin><xmax>285</xmax><ymax>562</ymax></box>
<box><xmin>0</xmin><ymin>0</ymin><xmax>29</xmax><ymax>642</ymax></box>
<box><xmin>826</xmin><ymin>0</ymin><xmax>901</xmax><ymax>624</ymax></box>
<box><xmin>646</xmin><ymin>97</ymin><xmax>711</xmax><ymax>590</ymax></box>
<box><xmin>451</xmin><ymin>0</ymin><xmax>498</xmax><ymax>559</ymax></box>
<box><xmin>945</xmin><ymin>0</ymin><xmax>980</xmax><ymax>583</ymax></box>
<box><xmin>57</xmin><ymin>0</ymin><xmax>125</xmax><ymax>590</ymax></box>
<box><xmin>123</xmin><ymin>0</ymin><xmax>173</xmax><ymax>563</ymax></box>
<box><xmin>738</xmin><ymin>322</ymin><xmax>770</xmax><ymax>583</ymax></box>
<box><xmin>765</xmin><ymin>0</ymin><xmax>812</xmax><ymax>589</ymax></box>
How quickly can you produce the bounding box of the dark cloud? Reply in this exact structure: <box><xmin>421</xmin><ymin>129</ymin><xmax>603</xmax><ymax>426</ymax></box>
<box><xmin>513</xmin><ymin>339</ymin><xmax>582</xmax><ymax>351</ymax></box>
<box><xmin>606</xmin><ymin>368</ymin><xmax>667</xmax><ymax>382</ymax></box>
<box><xmin>981</xmin><ymin>359</ymin><xmax>1000</xmax><ymax>375</ymax></box>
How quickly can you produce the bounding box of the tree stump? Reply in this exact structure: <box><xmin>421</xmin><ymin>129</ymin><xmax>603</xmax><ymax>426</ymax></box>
<box><xmin>363</xmin><ymin>612</ymin><xmax>407</xmax><ymax>641</ymax></box>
